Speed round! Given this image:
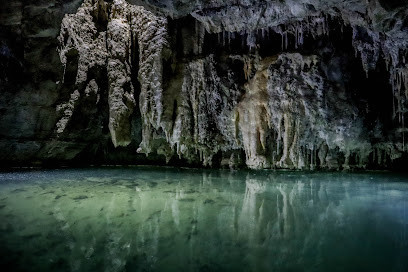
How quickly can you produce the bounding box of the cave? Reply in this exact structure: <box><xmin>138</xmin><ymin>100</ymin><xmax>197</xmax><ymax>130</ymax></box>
<box><xmin>1</xmin><ymin>0</ymin><xmax>408</xmax><ymax>271</ymax></box>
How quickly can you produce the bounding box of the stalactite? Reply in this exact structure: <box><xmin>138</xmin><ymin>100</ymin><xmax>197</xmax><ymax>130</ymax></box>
<box><xmin>194</xmin><ymin>20</ymin><xmax>205</xmax><ymax>55</ymax></box>
<box><xmin>246</xmin><ymin>32</ymin><xmax>256</xmax><ymax>51</ymax></box>
<box><xmin>270</xmin><ymin>14</ymin><xmax>332</xmax><ymax>52</ymax></box>
<box><xmin>351</xmin><ymin>26</ymin><xmax>381</xmax><ymax>77</ymax></box>
<box><xmin>56</xmin><ymin>0</ymin><xmax>168</xmax><ymax>148</ymax></box>
<box><xmin>266</xmin><ymin>53</ymin><xmax>370</xmax><ymax>170</ymax></box>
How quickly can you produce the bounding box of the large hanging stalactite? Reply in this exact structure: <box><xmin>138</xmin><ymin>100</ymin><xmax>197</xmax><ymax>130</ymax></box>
<box><xmin>57</xmin><ymin>0</ymin><xmax>169</xmax><ymax>149</ymax></box>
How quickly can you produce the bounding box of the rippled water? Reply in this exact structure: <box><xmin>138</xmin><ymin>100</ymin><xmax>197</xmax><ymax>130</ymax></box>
<box><xmin>0</xmin><ymin>167</ymin><xmax>408</xmax><ymax>272</ymax></box>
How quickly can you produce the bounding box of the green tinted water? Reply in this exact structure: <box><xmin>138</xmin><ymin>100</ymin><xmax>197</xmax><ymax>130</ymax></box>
<box><xmin>0</xmin><ymin>167</ymin><xmax>407</xmax><ymax>271</ymax></box>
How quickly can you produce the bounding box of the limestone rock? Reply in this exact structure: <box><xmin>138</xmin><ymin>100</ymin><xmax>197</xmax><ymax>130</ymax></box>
<box><xmin>57</xmin><ymin>0</ymin><xmax>168</xmax><ymax>148</ymax></box>
<box><xmin>1</xmin><ymin>0</ymin><xmax>408</xmax><ymax>169</ymax></box>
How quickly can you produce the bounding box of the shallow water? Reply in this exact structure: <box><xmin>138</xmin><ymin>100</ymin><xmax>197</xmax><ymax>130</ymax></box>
<box><xmin>0</xmin><ymin>167</ymin><xmax>408</xmax><ymax>272</ymax></box>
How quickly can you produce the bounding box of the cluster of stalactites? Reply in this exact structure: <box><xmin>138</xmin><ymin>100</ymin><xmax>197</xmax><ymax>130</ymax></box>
<box><xmin>191</xmin><ymin>0</ymin><xmax>408</xmax><ymax>136</ymax></box>
<box><xmin>265</xmin><ymin>53</ymin><xmax>372</xmax><ymax>170</ymax></box>
<box><xmin>351</xmin><ymin>26</ymin><xmax>381</xmax><ymax>77</ymax></box>
<box><xmin>211</xmin><ymin>13</ymin><xmax>331</xmax><ymax>52</ymax></box>
<box><xmin>272</xmin><ymin>14</ymin><xmax>330</xmax><ymax>50</ymax></box>
<box><xmin>226</xmin><ymin>53</ymin><xmax>373</xmax><ymax>170</ymax></box>
<box><xmin>56</xmin><ymin>0</ymin><xmax>169</xmax><ymax>148</ymax></box>
<box><xmin>56</xmin><ymin>0</ymin><xmax>108</xmax><ymax>136</ymax></box>
<box><xmin>55</xmin><ymin>0</ymin><xmax>408</xmax><ymax>169</ymax></box>
<box><xmin>356</xmin><ymin>38</ymin><xmax>408</xmax><ymax>148</ymax></box>
<box><xmin>346</xmin><ymin>4</ymin><xmax>408</xmax><ymax>142</ymax></box>
<box><xmin>158</xmin><ymin>55</ymin><xmax>242</xmax><ymax>166</ymax></box>
<box><xmin>390</xmin><ymin>64</ymin><xmax>408</xmax><ymax>150</ymax></box>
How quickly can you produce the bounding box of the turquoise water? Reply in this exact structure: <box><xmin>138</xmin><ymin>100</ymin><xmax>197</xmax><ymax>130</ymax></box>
<box><xmin>0</xmin><ymin>167</ymin><xmax>408</xmax><ymax>272</ymax></box>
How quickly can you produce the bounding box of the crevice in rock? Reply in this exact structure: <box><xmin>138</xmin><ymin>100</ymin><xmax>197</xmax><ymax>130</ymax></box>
<box><xmin>92</xmin><ymin>0</ymin><xmax>110</xmax><ymax>33</ymax></box>
<box><xmin>62</xmin><ymin>48</ymin><xmax>78</xmax><ymax>87</ymax></box>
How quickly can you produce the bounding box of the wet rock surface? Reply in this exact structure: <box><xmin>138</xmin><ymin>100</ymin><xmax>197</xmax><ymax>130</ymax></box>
<box><xmin>1</xmin><ymin>0</ymin><xmax>408</xmax><ymax>169</ymax></box>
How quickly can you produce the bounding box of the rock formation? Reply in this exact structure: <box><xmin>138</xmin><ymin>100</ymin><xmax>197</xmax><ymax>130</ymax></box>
<box><xmin>1</xmin><ymin>0</ymin><xmax>408</xmax><ymax>169</ymax></box>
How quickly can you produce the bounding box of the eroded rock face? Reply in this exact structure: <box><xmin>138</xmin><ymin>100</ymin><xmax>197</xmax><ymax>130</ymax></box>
<box><xmin>57</xmin><ymin>0</ymin><xmax>168</xmax><ymax>148</ymax></box>
<box><xmin>267</xmin><ymin>53</ymin><xmax>370</xmax><ymax>170</ymax></box>
<box><xmin>1</xmin><ymin>0</ymin><xmax>408</xmax><ymax>169</ymax></box>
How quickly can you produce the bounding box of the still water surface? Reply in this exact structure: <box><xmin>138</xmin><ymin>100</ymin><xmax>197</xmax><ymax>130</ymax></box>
<box><xmin>0</xmin><ymin>167</ymin><xmax>408</xmax><ymax>271</ymax></box>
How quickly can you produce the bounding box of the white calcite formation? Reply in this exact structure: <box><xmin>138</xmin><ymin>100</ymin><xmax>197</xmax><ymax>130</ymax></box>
<box><xmin>267</xmin><ymin>53</ymin><xmax>371</xmax><ymax>169</ymax></box>
<box><xmin>58</xmin><ymin>0</ymin><xmax>168</xmax><ymax>147</ymax></box>
<box><xmin>53</xmin><ymin>0</ymin><xmax>408</xmax><ymax>169</ymax></box>
<box><xmin>189</xmin><ymin>0</ymin><xmax>408</xmax><ymax>157</ymax></box>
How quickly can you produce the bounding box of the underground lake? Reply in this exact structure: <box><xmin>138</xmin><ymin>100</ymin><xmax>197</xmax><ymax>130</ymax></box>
<box><xmin>2</xmin><ymin>0</ymin><xmax>408</xmax><ymax>271</ymax></box>
<box><xmin>0</xmin><ymin>167</ymin><xmax>407</xmax><ymax>271</ymax></box>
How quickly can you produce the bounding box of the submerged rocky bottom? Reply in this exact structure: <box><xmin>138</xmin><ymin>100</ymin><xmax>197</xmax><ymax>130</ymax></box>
<box><xmin>0</xmin><ymin>167</ymin><xmax>407</xmax><ymax>272</ymax></box>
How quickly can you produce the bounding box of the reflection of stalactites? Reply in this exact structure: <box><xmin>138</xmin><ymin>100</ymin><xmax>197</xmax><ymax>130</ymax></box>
<box><xmin>258</xmin><ymin>199</ymin><xmax>265</xmax><ymax>230</ymax></box>
<box><xmin>238</xmin><ymin>178</ymin><xmax>266</xmax><ymax>242</ymax></box>
<box><xmin>277</xmin><ymin>184</ymin><xmax>289</xmax><ymax>238</ymax></box>
<box><xmin>171</xmin><ymin>199</ymin><xmax>180</xmax><ymax>228</ymax></box>
<box><xmin>343</xmin><ymin>181</ymin><xmax>351</xmax><ymax>200</ymax></box>
<box><xmin>149</xmin><ymin>215</ymin><xmax>160</xmax><ymax>260</ymax></box>
<box><xmin>201</xmin><ymin>172</ymin><xmax>213</xmax><ymax>188</ymax></box>
<box><xmin>184</xmin><ymin>201</ymin><xmax>199</xmax><ymax>271</ymax></box>
<box><xmin>310</xmin><ymin>180</ymin><xmax>314</xmax><ymax>204</ymax></box>
<box><xmin>288</xmin><ymin>180</ymin><xmax>303</xmax><ymax>233</ymax></box>
<box><xmin>171</xmin><ymin>188</ymin><xmax>181</xmax><ymax>228</ymax></box>
<box><xmin>289</xmin><ymin>179</ymin><xmax>304</xmax><ymax>206</ymax></box>
<box><xmin>398</xmin><ymin>199</ymin><xmax>408</xmax><ymax>249</ymax></box>
<box><xmin>103</xmin><ymin>193</ymin><xmax>132</xmax><ymax>272</ymax></box>
<box><xmin>318</xmin><ymin>182</ymin><xmax>328</xmax><ymax>203</ymax></box>
<box><xmin>135</xmin><ymin>211</ymin><xmax>160</xmax><ymax>267</ymax></box>
<box><xmin>104</xmin><ymin>232</ymin><xmax>130</xmax><ymax>272</ymax></box>
<box><xmin>52</xmin><ymin>206</ymin><xmax>78</xmax><ymax>269</ymax></box>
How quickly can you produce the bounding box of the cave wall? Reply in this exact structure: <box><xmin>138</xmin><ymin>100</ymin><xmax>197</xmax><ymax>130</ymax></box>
<box><xmin>0</xmin><ymin>0</ymin><xmax>84</xmax><ymax>163</ymax></box>
<box><xmin>1</xmin><ymin>0</ymin><xmax>408</xmax><ymax>169</ymax></box>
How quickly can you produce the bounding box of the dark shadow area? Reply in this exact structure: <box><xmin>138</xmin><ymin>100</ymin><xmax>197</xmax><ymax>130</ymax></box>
<box><xmin>378</xmin><ymin>0</ymin><xmax>408</xmax><ymax>11</ymax></box>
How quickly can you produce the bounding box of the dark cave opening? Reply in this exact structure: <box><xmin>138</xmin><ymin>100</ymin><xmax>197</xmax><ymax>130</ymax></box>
<box><xmin>171</xmin><ymin>99</ymin><xmax>178</xmax><ymax>130</ymax></box>
<box><xmin>378</xmin><ymin>0</ymin><xmax>408</xmax><ymax>11</ymax></box>
<box><xmin>53</xmin><ymin>48</ymin><xmax>79</xmax><ymax>116</ymax></box>
<box><xmin>202</xmin><ymin>30</ymin><xmax>251</xmax><ymax>56</ymax></box>
<box><xmin>167</xmin><ymin>15</ymin><xmax>199</xmax><ymax>59</ymax></box>
<box><xmin>350</xmin><ymin>56</ymin><xmax>395</xmax><ymax>137</ymax></box>
<box><xmin>130</xmin><ymin>31</ymin><xmax>141</xmax><ymax>107</ymax></box>
<box><xmin>62</xmin><ymin>48</ymin><xmax>79</xmax><ymax>87</ymax></box>
<box><xmin>0</xmin><ymin>39</ymin><xmax>24</xmax><ymax>86</ymax></box>
<box><xmin>92</xmin><ymin>0</ymin><xmax>110</xmax><ymax>33</ymax></box>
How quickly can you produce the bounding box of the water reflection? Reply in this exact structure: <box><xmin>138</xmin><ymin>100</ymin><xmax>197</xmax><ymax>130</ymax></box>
<box><xmin>0</xmin><ymin>168</ymin><xmax>408</xmax><ymax>271</ymax></box>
